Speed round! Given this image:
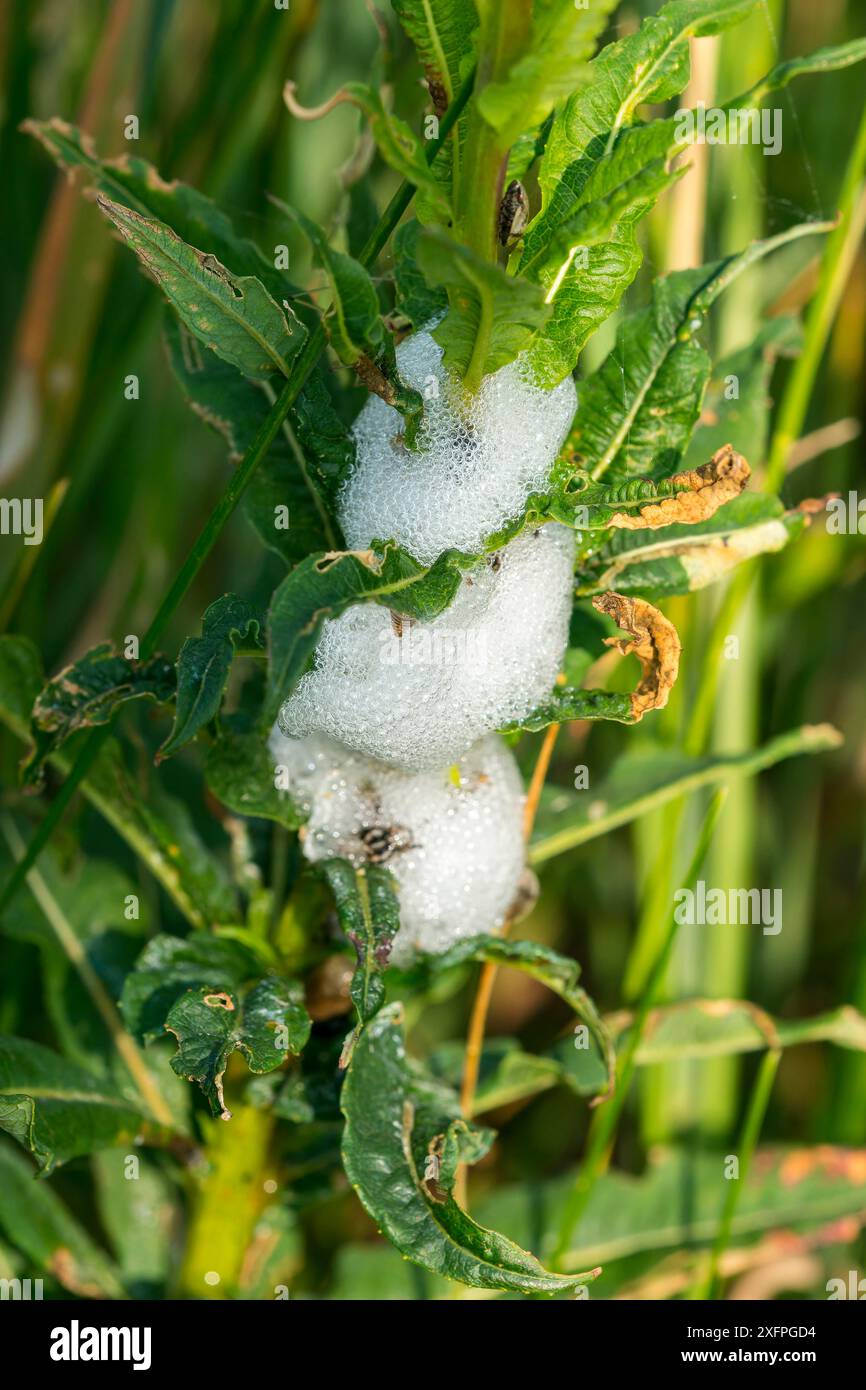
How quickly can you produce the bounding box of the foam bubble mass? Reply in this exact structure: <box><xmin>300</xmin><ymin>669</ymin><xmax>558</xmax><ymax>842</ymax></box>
<box><xmin>341</xmin><ymin>331</ymin><xmax>577</xmax><ymax>564</ymax></box>
<box><xmin>269</xmin><ymin>729</ymin><xmax>526</xmax><ymax>962</ymax></box>
<box><xmin>279</xmin><ymin>523</ymin><xmax>576</xmax><ymax>770</ymax></box>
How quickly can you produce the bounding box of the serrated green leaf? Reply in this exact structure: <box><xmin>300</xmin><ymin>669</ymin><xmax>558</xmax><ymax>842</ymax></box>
<box><xmin>519</xmin><ymin>0</ymin><xmax>761</xmax><ymax>384</ymax></box>
<box><xmin>22</xmin><ymin>642</ymin><xmax>175</xmax><ymax>788</ymax></box>
<box><xmin>165</xmin><ymin>977</ymin><xmax>310</xmax><ymax>1119</ymax></box>
<box><xmin>157</xmin><ymin>595</ymin><xmax>263</xmax><ymax>760</ymax></box>
<box><xmin>567</xmin><ymin>224</ymin><xmax>830</xmax><ymax>483</ymax></box>
<box><xmin>416</xmin><ymin>226</ymin><xmax>550</xmax><ymax>389</ymax></box>
<box><xmin>341</xmin><ymin>1003</ymin><xmax>599</xmax><ymax>1293</ymax></box>
<box><xmin>520</xmin><ymin>157</ymin><xmax>684</xmax><ymax>283</ymax></box>
<box><xmin>0</xmin><ymin>1037</ymin><xmax>153</xmax><ymax>1174</ymax></box>
<box><xmin>265</xmin><ymin>543</ymin><xmax>472</xmax><ymax>722</ymax></box>
<box><xmin>0</xmin><ymin>1142</ymin><xmax>124</xmax><ymax>1297</ymax></box>
<box><xmin>205</xmin><ymin>730</ymin><xmax>304</xmax><ymax>829</ymax></box>
<box><xmin>478</xmin><ymin>0</ymin><xmax>616</xmax><ymax>144</ymax></box>
<box><xmin>95</xmin><ymin>194</ymin><xmax>304</xmax><ymax>379</ymax></box>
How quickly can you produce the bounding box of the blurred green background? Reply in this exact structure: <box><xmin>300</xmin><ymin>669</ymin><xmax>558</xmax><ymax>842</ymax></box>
<box><xmin>1</xmin><ymin>0</ymin><xmax>865</xmax><ymax>1299</ymax></box>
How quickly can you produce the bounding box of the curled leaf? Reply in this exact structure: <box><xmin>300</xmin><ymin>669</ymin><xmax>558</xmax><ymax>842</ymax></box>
<box><xmin>607</xmin><ymin>445</ymin><xmax>750</xmax><ymax>530</ymax></box>
<box><xmin>592</xmin><ymin>592</ymin><xmax>681</xmax><ymax>720</ymax></box>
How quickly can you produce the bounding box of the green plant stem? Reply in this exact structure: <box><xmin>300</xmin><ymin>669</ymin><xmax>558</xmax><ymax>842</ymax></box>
<box><xmin>0</xmin><ymin>66</ymin><xmax>477</xmax><ymax>920</ymax></box>
<box><xmin>765</xmin><ymin>104</ymin><xmax>866</xmax><ymax>491</ymax></box>
<box><xmin>696</xmin><ymin>1047</ymin><xmax>781</xmax><ymax>1298</ymax></box>
<box><xmin>0</xmin><ymin>813</ymin><xmax>175</xmax><ymax>1129</ymax></box>
<box><xmin>551</xmin><ymin>791</ymin><xmax>727</xmax><ymax>1269</ymax></box>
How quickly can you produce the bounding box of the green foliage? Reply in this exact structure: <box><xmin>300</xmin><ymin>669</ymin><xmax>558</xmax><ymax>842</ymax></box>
<box><xmin>165</xmin><ymin>976</ymin><xmax>310</xmax><ymax>1119</ymax></box>
<box><xmin>158</xmin><ymin>594</ymin><xmax>263</xmax><ymax>759</ymax></box>
<box><xmin>341</xmin><ymin>1004</ymin><xmax>599</xmax><ymax>1293</ymax></box>
<box><xmin>0</xmin><ymin>1037</ymin><xmax>151</xmax><ymax>1174</ymax></box>
<box><xmin>95</xmin><ymin>195</ymin><xmax>304</xmax><ymax>379</ymax></box>
<box><xmin>3</xmin><ymin>0</ymin><xmax>863</xmax><ymax>1304</ymax></box>
<box><xmin>22</xmin><ymin>643</ymin><xmax>175</xmax><ymax>787</ymax></box>
<box><xmin>418</xmin><ymin>227</ymin><xmax>551</xmax><ymax>388</ymax></box>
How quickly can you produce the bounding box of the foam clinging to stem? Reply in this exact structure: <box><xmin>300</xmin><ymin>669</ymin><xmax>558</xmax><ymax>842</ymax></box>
<box><xmin>268</xmin><ymin>729</ymin><xmax>526</xmax><ymax>962</ymax></box>
<box><xmin>341</xmin><ymin>331</ymin><xmax>577</xmax><ymax>564</ymax></box>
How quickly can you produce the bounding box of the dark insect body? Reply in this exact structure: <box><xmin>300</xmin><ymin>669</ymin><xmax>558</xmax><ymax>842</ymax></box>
<box><xmin>357</xmin><ymin>823</ymin><xmax>416</xmax><ymax>864</ymax></box>
<box><xmin>498</xmin><ymin>179</ymin><xmax>529</xmax><ymax>246</ymax></box>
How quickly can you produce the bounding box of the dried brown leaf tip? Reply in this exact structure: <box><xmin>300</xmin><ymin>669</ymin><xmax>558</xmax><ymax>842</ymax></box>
<box><xmin>592</xmin><ymin>592</ymin><xmax>681</xmax><ymax>720</ymax></box>
<box><xmin>608</xmin><ymin>444</ymin><xmax>750</xmax><ymax>530</ymax></box>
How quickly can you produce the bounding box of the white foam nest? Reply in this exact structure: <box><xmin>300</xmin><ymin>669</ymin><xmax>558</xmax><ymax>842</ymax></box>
<box><xmin>278</xmin><ymin>523</ymin><xmax>576</xmax><ymax>771</ymax></box>
<box><xmin>269</xmin><ymin>729</ymin><xmax>526</xmax><ymax>962</ymax></box>
<box><xmin>340</xmin><ymin>331</ymin><xmax>577</xmax><ymax>564</ymax></box>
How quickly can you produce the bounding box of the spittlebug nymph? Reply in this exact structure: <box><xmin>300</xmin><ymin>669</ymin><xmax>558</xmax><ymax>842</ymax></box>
<box><xmin>498</xmin><ymin>179</ymin><xmax>529</xmax><ymax>247</ymax></box>
<box><xmin>357</xmin><ymin>822</ymin><xmax>416</xmax><ymax>865</ymax></box>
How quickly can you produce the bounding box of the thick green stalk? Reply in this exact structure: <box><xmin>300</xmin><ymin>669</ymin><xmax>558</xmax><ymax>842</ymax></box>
<box><xmin>0</xmin><ymin>67</ymin><xmax>477</xmax><ymax>920</ymax></box>
<box><xmin>552</xmin><ymin>792</ymin><xmax>726</xmax><ymax>1269</ymax></box>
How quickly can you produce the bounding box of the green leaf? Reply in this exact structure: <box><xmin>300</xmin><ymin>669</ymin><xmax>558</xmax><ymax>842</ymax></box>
<box><xmin>416</xmin><ymin>226</ymin><xmax>551</xmax><ymax>390</ymax></box>
<box><xmin>319</xmin><ymin>860</ymin><xmax>400</xmax><ymax>1056</ymax></box>
<box><xmin>402</xmin><ymin>934</ymin><xmax>615</xmax><ymax>1088</ymax></box>
<box><xmin>22</xmin><ymin>642</ymin><xmax>175</xmax><ymax>788</ymax></box>
<box><xmin>93</xmin><ymin>1148</ymin><xmax>179</xmax><ymax>1298</ymax></box>
<box><xmin>0</xmin><ymin>638</ymin><xmax>238</xmax><ymax>930</ymax></box>
<box><xmin>283</xmin><ymin>207</ymin><xmax>385</xmax><ymax>366</ymax></box>
<box><xmin>393</xmin><ymin>219</ymin><xmax>448</xmax><ymax>329</ymax></box>
<box><xmin>529</xmin><ymin>723</ymin><xmax>843</xmax><ymax>865</ymax></box>
<box><xmin>578</xmin><ymin>493</ymin><xmax>813</xmax><ymax>598</ymax></box>
<box><xmin>0</xmin><ymin>1037</ymin><xmax>153</xmax><ymax>1174</ymax></box>
<box><xmin>478</xmin><ymin>0</ymin><xmax>617</xmax><ymax>143</ymax></box>
<box><xmin>738</xmin><ymin>35</ymin><xmax>866</xmax><ymax>103</ymax></box>
<box><xmin>341</xmin><ymin>1003</ymin><xmax>600</xmax><ymax>1293</ymax></box>
<box><xmin>165</xmin><ymin>317</ymin><xmax>347</xmax><ymax>558</ymax></box>
<box><xmin>501</xmin><ymin>686</ymin><xmax>635</xmax><ymax>732</ymax></box>
<box><xmin>265</xmin><ymin>543</ymin><xmax>472</xmax><ymax>722</ymax></box>
<box><xmin>519</xmin><ymin>0</ymin><xmax>761</xmax><ymax>384</ymax></box>
<box><xmin>205</xmin><ymin>730</ymin><xmax>304</xmax><ymax>829</ymax></box>
<box><xmin>95</xmin><ymin>194</ymin><xmax>304</xmax><ymax>379</ymax></box>
<box><xmin>455</xmin><ymin>1001</ymin><xmax>866</xmax><ymax>1114</ymax></box>
<box><xmin>0</xmin><ymin>1142</ymin><xmax>124</xmax><ymax>1297</ymax></box>
<box><xmin>120</xmin><ymin>933</ymin><xmax>265</xmax><ymax>1043</ymax></box>
<box><xmin>157</xmin><ymin>595</ymin><xmax>263</xmax><ymax>760</ymax></box>
<box><xmin>22</xmin><ymin>119</ymin><xmax>297</xmax><ymax>307</ymax></box>
<box><xmin>567</xmin><ymin>224</ymin><xmax>830</xmax><ymax>483</ymax></box>
<box><xmin>391</xmin><ymin>0</ymin><xmax>477</xmax><ymax>106</ymax></box>
<box><xmin>334</xmin><ymin>84</ymin><xmax>452</xmax><ymax>220</ymax></box>
<box><xmin>165</xmin><ymin>976</ymin><xmax>310</xmax><ymax>1119</ymax></box>
<box><xmin>478</xmin><ymin>1144</ymin><xmax>866</xmax><ymax>1275</ymax></box>
<box><xmin>520</xmin><ymin>157</ymin><xmax>684</xmax><ymax>283</ymax></box>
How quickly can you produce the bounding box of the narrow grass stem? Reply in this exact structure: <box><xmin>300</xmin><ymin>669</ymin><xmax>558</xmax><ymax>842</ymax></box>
<box><xmin>697</xmin><ymin>1047</ymin><xmax>781</xmax><ymax>1298</ymax></box>
<box><xmin>552</xmin><ymin>791</ymin><xmax>727</xmax><ymax>1269</ymax></box>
